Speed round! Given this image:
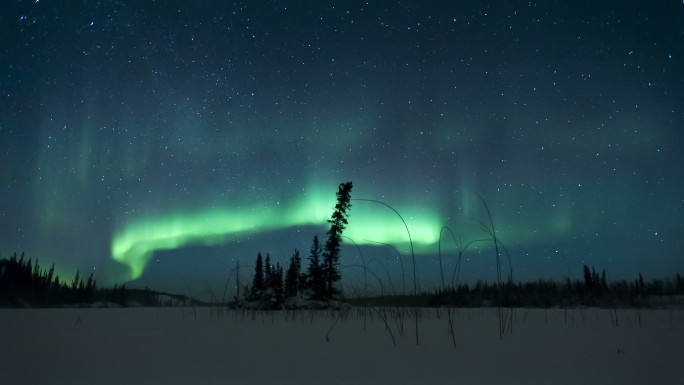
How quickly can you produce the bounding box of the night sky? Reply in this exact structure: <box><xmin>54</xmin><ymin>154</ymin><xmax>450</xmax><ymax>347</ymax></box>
<box><xmin>1</xmin><ymin>1</ymin><xmax>682</xmax><ymax>296</ymax></box>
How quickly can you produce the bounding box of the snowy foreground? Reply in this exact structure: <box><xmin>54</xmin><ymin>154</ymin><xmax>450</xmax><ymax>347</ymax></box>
<box><xmin>2</xmin><ymin>307</ymin><xmax>682</xmax><ymax>384</ymax></box>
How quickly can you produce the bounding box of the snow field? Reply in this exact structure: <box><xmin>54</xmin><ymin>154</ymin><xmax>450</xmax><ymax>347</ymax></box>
<box><xmin>1</xmin><ymin>307</ymin><xmax>682</xmax><ymax>384</ymax></box>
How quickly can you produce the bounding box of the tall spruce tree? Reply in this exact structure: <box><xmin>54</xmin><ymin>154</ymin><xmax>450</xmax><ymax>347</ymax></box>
<box><xmin>322</xmin><ymin>181</ymin><xmax>353</xmax><ymax>299</ymax></box>
<box><xmin>307</xmin><ymin>235</ymin><xmax>325</xmax><ymax>300</ymax></box>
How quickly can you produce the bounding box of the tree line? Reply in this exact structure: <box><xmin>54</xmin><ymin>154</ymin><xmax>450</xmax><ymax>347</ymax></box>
<box><xmin>0</xmin><ymin>252</ymin><xmax>179</xmax><ymax>307</ymax></box>
<box><xmin>3</xmin><ymin>249</ymin><xmax>682</xmax><ymax>309</ymax></box>
<box><xmin>0</xmin><ymin>252</ymin><xmax>97</xmax><ymax>306</ymax></box>
<box><xmin>352</xmin><ymin>264</ymin><xmax>684</xmax><ymax>309</ymax></box>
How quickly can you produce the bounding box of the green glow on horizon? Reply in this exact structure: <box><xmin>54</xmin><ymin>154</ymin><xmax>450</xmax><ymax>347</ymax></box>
<box><xmin>111</xmin><ymin>188</ymin><xmax>576</xmax><ymax>282</ymax></box>
<box><xmin>112</xmin><ymin>202</ymin><xmax>322</xmax><ymax>281</ymax></box>
<box><xmin>111</xmin><ymin>188</ymin><xmax>446</xmax><ymax>281</ymax></box>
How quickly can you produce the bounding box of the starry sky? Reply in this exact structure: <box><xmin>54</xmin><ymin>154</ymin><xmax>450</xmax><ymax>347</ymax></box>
<box><xmin>1</xmin><ymin>1</ymin><xmax>682</xmax><ymax>296</ymax></box>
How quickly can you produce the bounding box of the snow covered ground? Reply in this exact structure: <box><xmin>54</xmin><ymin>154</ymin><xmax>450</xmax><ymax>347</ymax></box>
<box><xmin>1</xmin><ymin>307</ymin><xmax>682</xmax><ymax>384</ymax></box>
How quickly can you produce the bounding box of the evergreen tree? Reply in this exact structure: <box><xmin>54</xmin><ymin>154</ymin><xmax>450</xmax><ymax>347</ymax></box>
<box><xmin>591</xmin><ymin>267</ymin><xmax>600</xmax><ymax>294</ymax></box>
<box><xmin>25</xmin><ymin>258</ymin><xmax>33</xmax><ymax>291</ymax></box>
<box><xmin>251</xmin><ymin>252</ymin><xmax>265</xmax><ymax>299</ymax></box>
<box><xmin>273</xmin><ymin>263</ymin><xmax>284</xmax><ymax>300</ymax></box>
<box><xmin>47</xmin><ymin>264</ymin><xmax>55</xmax><ymax>292</ymax></box>
<box><xmin>32</xmin><ymin>258</ymin><xmax>40</xmax><ymax>285</ymax></box>
<box><xmin>85</xmin><ymin>272</ymin><xmax>96</xmax><ymax>303</ymax></box>
<box><xmin>583</xmin><ymin>265</ymin><xmax>592</xmax><ymax>291</ymax></box>
<box><xmin>601</xmin><ymin>269</ymin><xmax>607</xmax><ymax>292</ymax></box>
<box><xmin>234</xmin><ymin>261</ymin><xmax>242</xmax><ymax>302</ymax></box>
<box><xmin>307</xmin><ymin>235</ymin><xmax>325</xmax><ymax>300</ymax></box>
<box><xmin>119</xmin><ymin>284</ymin><xmax>127</xmax><ymax>307</ymax></box>
<box><xmin>322</xmin><ymin>181</ymin><xmax>353</xmax><ymax>299</ymax></box>
<box><xmin>72</xmin><ymin>270</ymin><xmax>81</xmax><ymax>291</ymax></box>
<box><xmin>264</xmin><ymin>253</ymin><xmax>272</xmax><ymax>291</ymax></box>
<box><xmin>285</xmin><ymin>249</ymin><xmax>302</xmax><ymax>298</ymax></box>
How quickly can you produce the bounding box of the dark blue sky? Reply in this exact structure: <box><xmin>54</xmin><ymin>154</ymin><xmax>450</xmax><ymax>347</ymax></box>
<box><xmin>1</xmin><ymin>1</ymin><xmax>682</xmax><ymax>295</ymax></box>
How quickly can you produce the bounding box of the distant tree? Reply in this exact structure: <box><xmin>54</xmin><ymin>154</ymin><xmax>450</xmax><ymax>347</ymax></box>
<box><xmin>298</xmin><ymin>272</ymin><xmax>308</xmax><ymax>295</ymax></box>
<box><xmin>273</xmin><ymin>263</ymin><xmax>284</xmax><ymax>300</ymax></box>
<box><xmin>71</xmin><ymin>269</ymin><xmax>80</xmax><ymax>291</ymax></box>
<box><xmin>583</xmin><ymin>265</ymin><xmax>592</xmax><ymax>291</ymax></box>
<box><xmin>24</xmin><ymin>258</ymin><xmax>33</xmax><ymax>294</ymax></box>
<box><xmin>85</xmin><ymin>272</ymin><xmax>96</xmax><ymax>303</ymax></box>
<box><xmin>307</xmin><ymin>235</ymin><xmax>325</xmax><ymax>300</ymax></box>
<box><xmin>582</xmin><ymin>264</ymin><xmax>595</xmax><ymax>305</ymax></box>
<box><xmin>322</xmin><ymin>181</ymin><xmax>353</xmax><ymax>299</ymax></box>
<box><xmin>264</xmin><ymin>253</ymin><xmax>272</xmax><ymax>290</ymax></box>
<box><xmin>251</xmin><ymin>252</ymin><xmax>265</xmax><ymax>299</ymax></box>
<box><xmin>600</xmin><ymin>269</ymin><xmax>607</xmax><ymax>292</ymax></box>
<box><xmin>32</xmin><ymin>257</ymin><xmax>40</xmax><ymax>285</ymax></box>
<box><xmin>285</xmin><ymin>249</ymin><xmax>302</xmax><ymax>298</ymax></box>
<box><xmin>234</xmin><ymin>261</ymin><xmax>242</xmax><ymax>302</ymax></box>
<box><xmin>46</xmin><ymin>264</ymin><xmax>55</xmax><ymax>291</ymax></box>
<box><xmin>119</xmin><ymin>284</ymin><xmax>127</xmax><ymax>307</ymax></box>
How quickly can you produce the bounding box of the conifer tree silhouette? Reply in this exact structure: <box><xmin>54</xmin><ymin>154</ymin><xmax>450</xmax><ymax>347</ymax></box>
<box><xmin>322</xmin><ymin>181</ymin><xmax>353</xmax><ymax>299</ymax></box>
<box><xmin>285</xmin><ymin>249</ymin><xmax>302</xmax><ymax>298</ymax></box>
<box><xmin>251</xmin><ymin>252</ymin><xmax>265</xmax><ymax>299</ymax></box>
<box><xmin>306</xmin><ymin>235</ymin><xmax>325</xmax><ymax>300</ymax></box>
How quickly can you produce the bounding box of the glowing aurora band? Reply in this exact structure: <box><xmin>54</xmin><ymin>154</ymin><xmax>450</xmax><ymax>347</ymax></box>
<box><xmin>111</xmin><ymin>193</ymin><xmax>443</xmax><ymax>281</ymax></box>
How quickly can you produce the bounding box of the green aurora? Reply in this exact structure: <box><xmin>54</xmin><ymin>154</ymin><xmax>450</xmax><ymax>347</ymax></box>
<box><xmin>111</xmin><ymin>187</ymin><xmax>577</xmax><ymax>282</ymax></box>
<box><xmin>111</xmin><ymin>188</ymin><xmax>444</xmax><ymax>282</ymax></box>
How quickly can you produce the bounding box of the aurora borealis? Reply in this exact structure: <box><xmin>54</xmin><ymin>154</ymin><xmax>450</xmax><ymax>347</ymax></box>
<box><xmin>1</xmin><ymin>1</ymin><xmax>682</xmax><ymax>294</ymax></box>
